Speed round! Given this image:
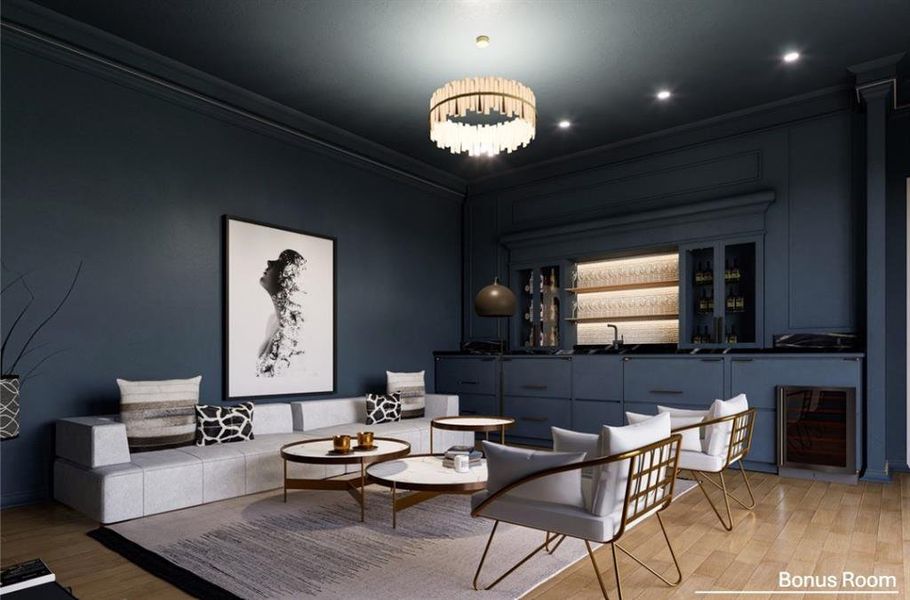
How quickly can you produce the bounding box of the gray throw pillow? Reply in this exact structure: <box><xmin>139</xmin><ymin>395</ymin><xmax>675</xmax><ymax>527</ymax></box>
<box><xmin>118</xmin><ymin>376</ymin><xmax>201</xmax><ymax>451</ymax></box>
<box><xmin>386</xmin><ymin>370</ymin><xmax>425</xmax><ymax>419</ymax></box>
<box><xmin>552</xmin><ymin>426</ymin><xmax>600</xmax><ymax>479</ymax></box>
<box><xmin>482</xmin><ymin>441</ymin><xmax>586</xmax><ymax>507</ymax></box>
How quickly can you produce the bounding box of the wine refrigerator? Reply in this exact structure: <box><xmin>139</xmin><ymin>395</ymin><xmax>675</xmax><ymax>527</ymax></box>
<box><xmin>777</xmin><ymin>386</ymin><xmax>856</xmax><ymax>474</ymax></box>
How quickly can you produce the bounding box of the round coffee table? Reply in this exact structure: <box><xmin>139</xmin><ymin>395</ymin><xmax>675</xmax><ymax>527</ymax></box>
<box><xmin>429</xmin><ymin>416</ymin><xmax>516</xmax><ymax>453</ymax></box>
<box><xmin>280</xmin><ymin>437</ymin><xmax>410</xmax><ymax>521</ymax></box>
<box><xmin>366</xmin><ymin>454</ymin><xmax>487</xmax><ymax>528</ymax></box>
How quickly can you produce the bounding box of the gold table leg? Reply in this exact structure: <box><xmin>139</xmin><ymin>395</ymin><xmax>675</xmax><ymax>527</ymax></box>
<box><xmin>392</xmin><ymin>482</ymin><xmax>397</xmax><ymax>529</ymax></box>
<box><xmin>360</xmin><ymin>461</ymin><xmax>365</xmax><ymax>522</ymax></box>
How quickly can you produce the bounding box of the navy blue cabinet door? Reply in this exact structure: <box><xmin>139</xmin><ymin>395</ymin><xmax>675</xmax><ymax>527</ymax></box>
<box><xmin>573</xmin><ymin>355</ymin><xmax>622</xmax><ymax>401</ymax></box>
<box><xmin>504</xmin><ymin>396</ymin><xmax>572</xmax><ymax>442</ymax></box>
<box><xmin>502</xmin><ymin>357</ymin><xmax>572</xmax><ymax>398</ymax></box>
<box><xmin>572</xmin><ymin>400</ymin><xmax>623</xmax><ymax>433</ymax></box>
<box><xmin>435</xmin><ymin>357</ymin><xmax>498</xmax><ymax>396</ymax></box>
<box><xmin>623</xmin><ymin>357</ymin><xmax>724</xmax><ymax>407</ymax></box>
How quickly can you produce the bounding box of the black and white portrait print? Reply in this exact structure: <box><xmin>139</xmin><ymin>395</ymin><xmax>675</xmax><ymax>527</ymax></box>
<box><xmin>225</xmin><ymin>217</ymin><xmax>335</xmax><ymax>398</ymax></box>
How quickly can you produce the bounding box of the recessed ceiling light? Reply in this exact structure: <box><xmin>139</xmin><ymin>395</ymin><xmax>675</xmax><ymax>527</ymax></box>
<box><xmin>783</xmin><ymin>51</ymin><xmax>800</xmax><ymax>63</ymax></box>
<box><xmin>656</xmin><ymin>90</ymin><xmax>672</xmax><ymax>100</ymax></box>
<box><xmin>475</xmin><ymin>35</ymin><xmax>490</xmax><ymax>48</ymax></box>
<box><xmin>558</xmin><ymin>120</ymin><xmax>571</xmax><ymax>129</ymax></box>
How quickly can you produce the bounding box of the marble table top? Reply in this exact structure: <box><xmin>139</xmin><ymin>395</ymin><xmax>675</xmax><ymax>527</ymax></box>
<box><xmin>281</xmin><ymin>438</ymin><xmax>410</xmax><ymax>463</ymax></box>
<box><xmin>431</xmin><ymin>416</ymin><xmax>515</xmax><ymax>429</ymax></box>
<box><xmin>367</xmin><ymin>455</ymin><xmax>488</xmax><ymax>490</ymax></box>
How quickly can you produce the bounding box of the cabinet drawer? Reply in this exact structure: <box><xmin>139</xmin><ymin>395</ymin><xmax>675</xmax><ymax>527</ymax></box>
<box><xmin>435</xmin><ymin>357</ymin><xmax>497</xmax><ymax>396</ymax></box>
<box><xmin>572</xmin><ymin>400</ymin><xmax>623</xmax><ymax>434</ymax></box>
<box><xmin>503</xmin><ymin>396</ymin><xmax>571</xmax><ymax>440</ymax></box>
<box><xmin>623</xmin><ymin>358</ymin><xmax>724</xmax><ymax>407</ymax></box>
<box><xmin>729</xmin><ymin>357</ymin><xmax>862</xmax><ymax>410</ymax></box>
<box><xmin>573</xmin><ymin>356</ymin><xmax>622</xmax><ymax>401</ymax></box>
<box><xmin>458</xmin><ymin>394</ymin><xmax>499</xmax><ymax>417</ymax></box>
<box><xmin>502</xmin><ymin>357</ymin><xmax>571</xmax><ymax>398</ymax></box>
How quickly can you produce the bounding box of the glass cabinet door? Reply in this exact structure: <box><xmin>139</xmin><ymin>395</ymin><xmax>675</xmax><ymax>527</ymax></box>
<box><xmin>720</xmin><ymin>242</ymin><xmax>757</xmax><ymax>345</ymax></box>
<box><xmin>514</xmin><ymin>265</ymin><xmax>561</xmax><ymax>349</ymax></box>
<box><xmin>684</xmin><ymin>244</ymin><xmax>721</xmax><ymax>345</ymax></box>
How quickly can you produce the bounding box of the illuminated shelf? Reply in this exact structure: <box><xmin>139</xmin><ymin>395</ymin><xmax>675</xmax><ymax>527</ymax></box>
<box><xmin>567</xmin><ymin>280</ymin><xmax>679</xmax><ymax>294</ymax></box>
<box><xmin>566</xmin><ymin>314</ymin><xmax>678</xmax><ymax>323</ymax></box>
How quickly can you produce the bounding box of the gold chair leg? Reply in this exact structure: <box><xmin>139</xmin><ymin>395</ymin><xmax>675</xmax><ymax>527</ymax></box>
<box><xmin>547</xmin><ymin>534</ymin><xmax>567</xmax><ymax>555</ymax></box>
<box><xmin>696</xmin><ymin>464</ymin><xmax>756</xmax><ymax>511</ymax></box>
<box><xmin>473</xmin><ymin>521</ymin><xmax>499</xmax><ymax>590</ymax></box>
<box><xmin>614</xmin><ymin>513</ymin><xmax>681</xmax><ymax>586</ymax></box>
<box><xmin>585</xmin><ymin>540</ymin><xmax>611</xmax><ymax>600</ymax></box>
<box><xmin>474</xmin><ymin>523</ymin><xmax>559</xmax><ymax>591</ymax></box>
<box><xmin>691</xmin><ymin>469</ymin><xmax>734</xmax><ymax>531</ymax></box>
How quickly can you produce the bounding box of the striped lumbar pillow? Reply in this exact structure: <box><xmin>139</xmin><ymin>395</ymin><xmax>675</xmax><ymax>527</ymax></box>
<box><xmin>386</xmin><ymin>370</ymin><xmax>425</xmax><ymax>419</ymax></box>
<box><xmin>118</xmin><ymin>376</ymin><xmax>201</xmax><ymax>451</ymax></box>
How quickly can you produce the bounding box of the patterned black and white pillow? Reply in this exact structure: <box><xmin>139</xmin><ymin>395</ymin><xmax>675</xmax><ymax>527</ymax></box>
<box><xmin>195</xmin><ymin>402</ymin><xmax>255</xmax><ymax>446</ymax></box>
<box><xmin>366</xmin><ymin>393</ymin><xmax>401</xmax><ymax>425</ymax></box>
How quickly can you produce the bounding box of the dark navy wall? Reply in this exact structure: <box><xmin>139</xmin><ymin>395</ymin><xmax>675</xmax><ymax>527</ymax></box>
<box><xmin>0</xmin><ymin>44</ymin><xmax>461</xmax><ymax>506</ymax></box>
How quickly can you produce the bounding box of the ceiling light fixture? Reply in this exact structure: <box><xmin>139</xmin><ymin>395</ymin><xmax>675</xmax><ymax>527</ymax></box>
<box><xmin>656</xmin><ymin>90</ymin><xmax>672</xmax><ymax>100</ymax></box>
<box><xmin>429</xmin><ymin>76</ymin><xmax>537</xmax><ymax>157</ymax></box>
<box><xmin>558</xmin><ymin>120</ymin><xmax>571</xmax><ymax>129</ymax></box>
<box><xmin>475</xmin><ymin>35</ymin><xmax>490</xmax><ymax>48</ymax></box>
<box><xmin>783</xmin><ymin>51</ymin><xmax>800</xmax><ymax>63</ymax></box>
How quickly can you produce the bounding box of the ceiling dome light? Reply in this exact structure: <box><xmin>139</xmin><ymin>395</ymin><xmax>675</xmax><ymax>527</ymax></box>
<box><xmin>558</xmin><ymin>120</ymin><xmax>571</xmax><ymax>129</ymax></box>
<box><xmin>429</xmin><ymin>77</ymin><xmax>537</xmax><ymax>157</ymax></box>
<box><xmin>783</xmin><ymin>51</ymin><xmax>800</xmax><ymax>63</ymax></box>
<box><xmin>656</xmin><ymin>90</ymin><xmax>672</xmax><ymax>100</ymax></box>
<box><xmin>475</xmin><ymin>35</ymin><xmax>490</xmax><ymax>48</ymax></box>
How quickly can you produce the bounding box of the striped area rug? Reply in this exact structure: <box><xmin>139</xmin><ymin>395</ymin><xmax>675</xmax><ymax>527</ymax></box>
<box><xmin>91</xmin><ymin>481</ymin><xmax>695</xmax><ymax>600</ymax></box>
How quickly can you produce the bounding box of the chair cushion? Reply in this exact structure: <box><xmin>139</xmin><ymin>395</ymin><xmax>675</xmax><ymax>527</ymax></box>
<box><xmin>552</xmin><ymin>426</ymin><xmax>600</xmax><ymax>479</ymax></box>
<box><xmin>387</xmin><ymin>371</ymin><xmax>426</xmax><ymax>419</ymax></box>
<box><xmin>657</xmin><ymin>404</ymin><xmax>711</xmax><ymax>448</ymax></box>
<box><xmin>472</xmin><ymin>490</ymin><xmax>616</xmax><ymax>542</ymax></box>
<box><xmin>251</xmin><ymin>402</ymin><xmax>294</xmax><ymax>435</ymax></box>
<box><xmin>292</xmin><ymin>398</ymin><xmax>365</xmax><ymax>431</ymax></box>
<box><xmin>118</xmin><ymin>376</ymin><xmax>200</xmax><ymax>451</ymax></box>
<box><xmin>677</xmin><ymin>449</ymin><xmax>726</xmax><ymax>472</ymax></box>
<box><xmin>626</xmin><ymin>411</ymin><xmax>703</xmax><ymax>452</ymax></box>
<box><xmin>707</xmin><ymin>394</ymin><xmax>749</xmax><ymax>457</ymax></box>
<box><xmin>482</xmin><ymin>441</ymin><xmax>586</xmax><ymax>508</ymax></box>
<box><xmin>593</xmin><ymin>412</ymin><xmax>670</xmax><ymax>518</ymax></box>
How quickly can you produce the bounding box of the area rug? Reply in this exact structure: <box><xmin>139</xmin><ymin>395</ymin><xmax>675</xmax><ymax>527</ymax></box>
<box><xmin>91</xmin><ymin>481</ymin><xmax>695</xmax><ymax>600</ymax></box>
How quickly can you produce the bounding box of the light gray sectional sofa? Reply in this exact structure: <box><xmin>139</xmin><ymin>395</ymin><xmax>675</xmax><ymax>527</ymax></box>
<box><xmin>54</xmin><ymin>395</ymin><xmax>470</xmax><ymax>523</ymax></box>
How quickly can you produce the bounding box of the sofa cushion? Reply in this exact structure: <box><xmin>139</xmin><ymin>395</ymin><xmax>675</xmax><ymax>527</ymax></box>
<box><xmin>56</xmin><ymin>416</ymin><xmax>131</xmax><ymax>468</ymax></box>
<box><xmin>130</xmin><ymin>449</ymin><xmax>203</xmax><ymax>515</ymax></box>
<box><xmin>54</xmin><ymin>459</ymin><xmax>143</xmax><ymax>524</ymax></box>
<box><xmin>386</xmin><ymin>371</ymin><xmax>425</xmax><ymax>419</ymax></box>
<box><xmin>178</xmin><ymin>444</ymin><xmax>245</xmax><ymax>503</ymax></box>
<box><xmin>678</xmin><ymin>449</ymin><xmax>726</xmax><ymax>472</ymax></box>
<box><xmin>252</xmin><ymin>402</ymin><xmax>294</xmax><ymax>435</ymax></box>
<box><xmin>118</xmin><ymin>376</ymin><xmax>200</xmax><ymax>451</ymax></box>
<box><xmin>195</xmin><ymin>402</ymin><xmax>254</xmax><ymax>446</ymax></box>
<box><xmin>292</xmin><ymin>398</ymin><xmax>365</xmax><ymax>431</ymax></box>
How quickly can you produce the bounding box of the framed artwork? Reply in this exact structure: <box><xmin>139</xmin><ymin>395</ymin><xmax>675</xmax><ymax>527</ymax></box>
<box><xmin>224</xmin><ymin>216</ymin><xmax>336</xmax><ymax>398</ymax></box>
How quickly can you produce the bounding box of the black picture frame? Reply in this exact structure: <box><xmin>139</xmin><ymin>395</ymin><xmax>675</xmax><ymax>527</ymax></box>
<box><xmin>223</xmin><ymin>215</ymin><xmax>337</xmax><ymax>400</ymax></box>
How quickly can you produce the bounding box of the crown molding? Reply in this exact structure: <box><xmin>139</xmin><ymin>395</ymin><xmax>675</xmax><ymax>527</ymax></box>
<box><xmin>468</xmin><ymin>84</ymin><xmax>853</xmax><ymax>196</ymax></box>
<box><xmin>0</xmin><ymin>0</ymin><xmax>467</xmax><ymax>200</ymax></box>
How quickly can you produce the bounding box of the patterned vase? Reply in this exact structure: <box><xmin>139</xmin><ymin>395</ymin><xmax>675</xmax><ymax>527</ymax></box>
<box><xmin>1</xmin><ymin>376</ymin><xmax>21</xmax><ymax>440</ymax></box>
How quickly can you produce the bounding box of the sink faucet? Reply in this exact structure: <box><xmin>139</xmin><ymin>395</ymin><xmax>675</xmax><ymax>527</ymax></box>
<box><xmin>606</xmin><ymin>324</ymin><xmax>624</xmax><ymax>350</ymax></box>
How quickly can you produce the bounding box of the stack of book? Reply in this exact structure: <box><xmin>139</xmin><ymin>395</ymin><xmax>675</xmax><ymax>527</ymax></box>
<box><xmin>0</xmin><ymin>559</ymin><xmax>55</xmax><ymax>595</ymax></box>
<box><xmin>442</xmin><ymin>445</ymin><xmax>483</xmax><ymax>469</ymax></box>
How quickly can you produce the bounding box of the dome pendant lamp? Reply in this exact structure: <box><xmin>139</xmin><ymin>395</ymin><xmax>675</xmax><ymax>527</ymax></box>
<box><xmin>474</xmin><ymin>277</ymin><xmax>517</xmax><ymax>317</ymax></box>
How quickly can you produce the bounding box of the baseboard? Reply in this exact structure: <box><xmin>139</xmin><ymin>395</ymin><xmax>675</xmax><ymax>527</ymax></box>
<box><xmin>860</xmin><ymin>467</ymin><xmax>892</xmax><ymax>482</ymax></box>
<box><xmin>1</xmin><ymin>488</ymin><xmax>47</xmax><ymax>508</ymax></box>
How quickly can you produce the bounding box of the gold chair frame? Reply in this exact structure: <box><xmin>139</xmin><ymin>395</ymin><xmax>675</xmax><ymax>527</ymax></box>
<box><xmin>672</xmin><ymin>408</ymin><xmax>757</xmax><ymax>531</ymax></box>
<box><xmin>471</xmin><ymin>434</ymin><xmax>683</xmax><ymax>600</ymax></box>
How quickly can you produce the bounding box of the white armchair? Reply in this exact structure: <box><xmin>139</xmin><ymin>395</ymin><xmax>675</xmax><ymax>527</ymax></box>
<box><xmin>470</xmin><ymin>414</ymin><xmax>683</xmax><ymax>600</ymax></box>
<box><xmin>671</xmin><ymin>396</ymin><xmax>757</xmax><ymax>531</ymax></box>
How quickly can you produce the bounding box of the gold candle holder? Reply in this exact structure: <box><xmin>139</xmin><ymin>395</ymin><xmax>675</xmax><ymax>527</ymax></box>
<box><xmin>357</xmin><ymin>431</ymin><xmax>374</xmax><ymax>447</ymax></box>
<box><xmin>332</xmin><ymin>434</ymin><xmax>351</xmax><ymax>452</ymax></box>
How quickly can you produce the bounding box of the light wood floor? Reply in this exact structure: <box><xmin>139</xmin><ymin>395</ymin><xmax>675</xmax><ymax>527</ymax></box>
<box><xmin>2</xmin><ymin>471</ymin><xmax>908</xmax><ymax>599</ymax></box>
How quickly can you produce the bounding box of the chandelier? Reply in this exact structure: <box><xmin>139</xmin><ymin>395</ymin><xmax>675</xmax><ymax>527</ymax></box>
<box><xmin>429</xmin><ymin>76</ymin><xmax>537</xmax><ymax>157</ymax></box>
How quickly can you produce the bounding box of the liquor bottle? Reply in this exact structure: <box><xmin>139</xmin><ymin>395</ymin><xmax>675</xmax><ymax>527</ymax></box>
<box><xmin>707</xmin><ymin>291</ymin><xmax>714</xmax><ymax>312</ymax></box>
<box><xmin>735</xmin><ymin>288</ymin><xmax>745</xmax><ymax>311</ymax></box>
<box><xmin>731</xmin><ymin>259</ymin><xmax>741</xmax><ymax>282</ymax></box>
<box><xmin>550</xmin><ymin>268</ymin><xmax>558</xmax><ymax>292</ymax></box>
<box><xmin>724</xmin><ymin>260</ymin><xmax>732</xmax><ymax>282</ymax></box>
<box><xmin>726</xmin><ymin>288</ymin><xmax>735</xmax><ymax>310</ymax></box>
<box><xmin>704</xmin><ymin>260</ymin><xmax>713</xmax><ymax>284</ymax></box>
<box><xmin>727</xmin><ymin>326</ymin><xmax>738</xmax><ymax>345</ymax></box>
<box><xmin>698</xmin><ymin>289</ymin><xmax>707</xmax><ymax>312</ymax></box>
